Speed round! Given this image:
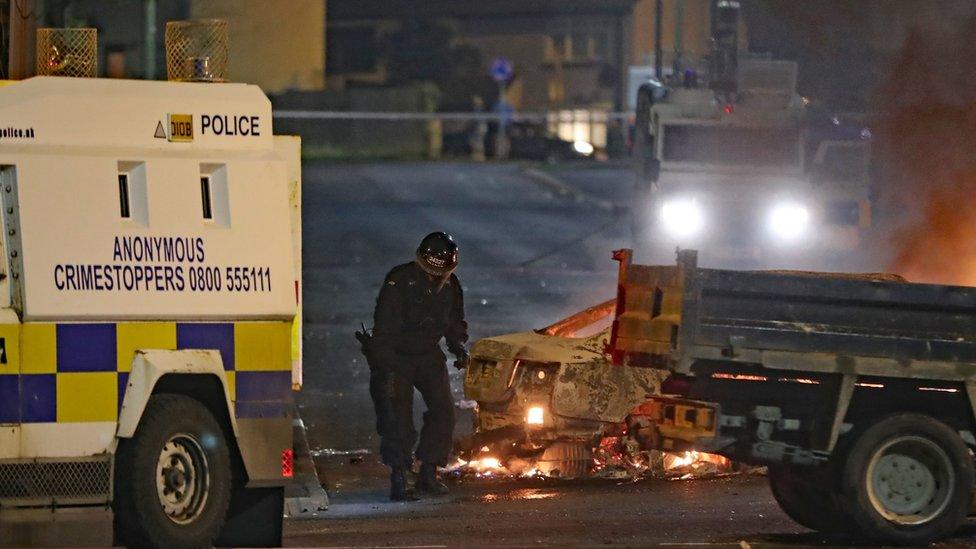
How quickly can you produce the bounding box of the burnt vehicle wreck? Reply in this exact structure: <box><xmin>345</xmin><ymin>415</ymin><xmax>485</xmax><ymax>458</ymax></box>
<box><xmin>461</xmin><ymin>300</ymin><xmax>668</xmax><ymax>478</ymax></box>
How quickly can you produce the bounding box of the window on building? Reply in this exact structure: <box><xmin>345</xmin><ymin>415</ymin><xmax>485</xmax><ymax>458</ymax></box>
<box><xmin>571</xmin><ymin>31</ymin><xmax>589</xmax><ymax>59</ymax></box>
<box><xmin>592</xmin><ymin>33</ymin><xmax>609</xmax><ymax>59</ymax></box>
<box><xmin>548</xmin><ymin>34</ymin><xmax>568</xmax><ymax>61</ymax></box>
<box><xmin>327</xmin><ymin>27</ymin><xmax>378</xmax><ymax>74</ymax></box>
<box><xmin>548</xmin><ymin>27</ymin><xmax>610</xmax><ymax>62</ymax></box>
<box><xmin>548</xmin><ymin>77</ymin><xmax>565</xmax><ymax>103</ymax></box>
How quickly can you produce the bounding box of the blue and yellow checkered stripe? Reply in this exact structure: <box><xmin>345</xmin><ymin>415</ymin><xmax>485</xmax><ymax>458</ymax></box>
<box><xmin>0</xmin><ymin>322</ymin><xmax>292</xmax><ymax>423</ymax></box>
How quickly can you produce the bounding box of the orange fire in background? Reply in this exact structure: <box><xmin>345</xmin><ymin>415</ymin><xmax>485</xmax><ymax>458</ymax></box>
<box><xmin>888</xmin><ymin>175</ymin><xmax>976</xmax><ymax>286</ymax></box>
<box><xmin>874</xmin><ymin>23</ymin><xmax>976</xmax><ymax>286</ymax></box>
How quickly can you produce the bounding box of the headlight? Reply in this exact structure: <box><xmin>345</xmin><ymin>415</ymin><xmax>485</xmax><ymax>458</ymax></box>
<box><xmin>660</xmin><ymin>198</ymin><xmax>704</xmax><ymax>237</ymax></box>
<box><xmin>526</xmin><ymin>406</ymin><xmax>545</xmax><ymax>425</ymax></box>
<box><xmin>769</xmin><ymin>202</ymin><xmax>810</xmax><ymax>241</ymax></box>
<box><xmin>573</xmin><ymin>140</ymin><xmax>595</xmax><ymax>155</ymax></box>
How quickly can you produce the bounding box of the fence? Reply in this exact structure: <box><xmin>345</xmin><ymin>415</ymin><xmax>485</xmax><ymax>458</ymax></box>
<box><xmin>273</xmin><ymin>109</ymin><xmax>634</xmax><ymax>160</ymax></box>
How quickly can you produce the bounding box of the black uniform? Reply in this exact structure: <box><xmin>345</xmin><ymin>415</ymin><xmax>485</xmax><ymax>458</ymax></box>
<box><xmin>370</xmin><ymin>261</ymin><xmax>468</xmax><ymax>468</ymax></box>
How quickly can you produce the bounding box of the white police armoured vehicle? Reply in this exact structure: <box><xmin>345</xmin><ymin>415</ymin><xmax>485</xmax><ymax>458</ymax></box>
<box><xmin>0</xmin><ymin>74</ymin><xmax>302</xmax><ymax>547</ymax></box>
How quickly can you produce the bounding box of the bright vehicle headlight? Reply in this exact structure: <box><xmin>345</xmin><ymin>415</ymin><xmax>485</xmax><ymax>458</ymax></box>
<box><xmin>573</xmin><ymin>140</ymin><xmax>594</xmax><ymax>155</ymax></box>
<box><xmin>526</xmin><ymin>406</ymin><xmax>545</xmax><ymax>425</ymax></box>
<box><xmin>769</xmin><ymin>202</ymin><xmax>810</xmax><ymax>241</ymax></box>
<box><xmin>660</xmin><ymin>198</ymin><xmax>704</xmax><ymax>237</ymax></box>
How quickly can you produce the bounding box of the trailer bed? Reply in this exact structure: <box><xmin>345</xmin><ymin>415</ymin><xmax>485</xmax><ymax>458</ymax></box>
<box><xmin>609</xmin><ymin>249</ymin><xmax>976</xmax><ymax>380</ymax></box>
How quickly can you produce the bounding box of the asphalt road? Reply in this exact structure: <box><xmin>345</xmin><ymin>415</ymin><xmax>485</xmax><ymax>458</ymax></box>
<box><xmin>285</xmin><ymin>474</ymin><xmax>805</xmax><ymax>547</ymax></box>
<box><xmin>297</xmin><ymin>161</ymin><xmax>630</xmax><ymax>472</ymax></box>
<box><xmin>290</xmin><ymin>160</ymin><xmax>973</xmax><ymax>547</ymax></box>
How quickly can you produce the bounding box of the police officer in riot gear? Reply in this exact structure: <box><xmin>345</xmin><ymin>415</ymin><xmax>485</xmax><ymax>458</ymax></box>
<box><xmin>367</xmin><ymin>232</ymin><xmax>468</xmax><ymax>500</ymax></box>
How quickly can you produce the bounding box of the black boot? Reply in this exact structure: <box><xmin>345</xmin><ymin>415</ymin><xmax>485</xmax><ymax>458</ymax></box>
<box><xmin>390</xmin><ymin>467</ymin><xmax>418</xmax><ymax>501</ymax></box>
<box><xmin>415</xmin><ymin>463</ymin><xmax>449</xmax><ymax>495</ymax></box>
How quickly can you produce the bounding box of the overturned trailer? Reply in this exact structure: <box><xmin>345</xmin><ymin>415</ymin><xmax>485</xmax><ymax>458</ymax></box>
<box><xmin>610</xmin><ymin>248</ymin><xmax>976</xmax><ymax>544</ymax></box>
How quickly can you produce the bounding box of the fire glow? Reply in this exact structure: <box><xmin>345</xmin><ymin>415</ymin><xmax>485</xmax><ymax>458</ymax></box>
<box><xmin>450</xmin><ymin>441</ymin><xmax>733</xmax><ymax>482</ymax></box>
<box><xmin>662</xmin><ymin>451</ymin><xmax>733</xmax><ymax>480</ymax></box>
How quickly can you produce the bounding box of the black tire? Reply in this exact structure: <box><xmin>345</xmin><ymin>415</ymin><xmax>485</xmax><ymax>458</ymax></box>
<box><xmin>536</xmin><ymin>442</ymin><xmax>592</xmax><ymax>479</ymax></box>
<box><xmin>114</xmin><ymin>394</ymin><xmax>232</xmax><ymax>549</ymax></box>
<box><xmin>839</xmin><ymin>413</ymin><xmax>974</xmax><ymax>545</ymax></box>
<box><xmin>768</xmin><ymin>463</ymin><xmax>851</xmax><ymax>533</ymax></box>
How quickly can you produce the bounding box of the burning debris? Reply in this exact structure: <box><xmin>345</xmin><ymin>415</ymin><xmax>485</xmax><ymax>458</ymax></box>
<box><xmin>593</xmin><ymin>437</ymin><xmax>733</xmax><ymax>481</ymax></box>
<box><xmin>444</xmin><ymin>439</ymin><xmax>734</xmax><ymax>482</ymax></box>
<box><xmin>661</xmin><ymin>451</ymin><xmax>733</xmax><ymax>480</ymax></box>
<box><xmin>444</xmin><ymin>446</ymin><xmax>543</xmax><ymax>479</ymax></box>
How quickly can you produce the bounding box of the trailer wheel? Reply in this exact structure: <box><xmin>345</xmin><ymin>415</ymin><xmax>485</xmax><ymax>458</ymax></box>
<box><xmin>839</xmin><ymin>414</ymin><xmax>973</xmax><ymax>545</ymax></box>
<box><xmin>768</xmin><ymin>464</ymin><xmax>850</xmax><ymax>533</ymax></box>
<box><xmin>114</xmin><ymin>394</ymin><xmax>232</xmax><ymax>549</ymax></box>
<box><xmin>536</xmin><ymin>442</ymin><xmax>592</xmax><ymax>479</ymax></box>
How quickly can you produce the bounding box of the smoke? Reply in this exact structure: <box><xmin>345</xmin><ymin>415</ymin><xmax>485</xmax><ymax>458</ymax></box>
<box><xmin>876</xmin><ymin>14</ymin><xmax>976</xmax><ymax>285</ymax></box>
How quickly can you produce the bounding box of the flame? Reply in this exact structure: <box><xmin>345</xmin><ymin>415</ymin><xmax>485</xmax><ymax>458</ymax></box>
<box><xmin>444</xmin><ymin>454</ymin><xmax>510</xmax><ymax>478</ymax></box>
<box><xmin>447</xmin><ymin>442</ymin><xmax>734</xmax><ymax>481</ymax></box>
<box><xmin>662</xmin><ymin>450</ymin><xmax>732</xmax><ymax>479</ymax></box>
<box><xmin>479</xmin><ymin>457</ymin><xmax>501</xmax><ymax>469</ymax></box>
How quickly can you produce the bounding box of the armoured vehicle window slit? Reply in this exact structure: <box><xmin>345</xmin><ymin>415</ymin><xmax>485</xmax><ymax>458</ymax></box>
<box><xmin>201</xmin><ymin>176</ymin><xmax>213</xmax><ymax>220</ymax></box>
<box><xmin>118</xmin><ymin>173</ymin><xmax>130</xmax><ymax>218</ymax></box>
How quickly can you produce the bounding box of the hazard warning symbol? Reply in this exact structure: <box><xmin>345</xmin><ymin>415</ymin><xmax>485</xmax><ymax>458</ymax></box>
<box><xmin>154</xmin><ymin>120</ymin><xmax>167</xmax><ymax>139</ymax></box>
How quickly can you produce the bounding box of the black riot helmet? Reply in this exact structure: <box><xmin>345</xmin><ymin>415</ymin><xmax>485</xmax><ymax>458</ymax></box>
<box><xmin>415</xmin><ymin>232</ymin><xmax>459</xmax><ymax>277</ymax></box>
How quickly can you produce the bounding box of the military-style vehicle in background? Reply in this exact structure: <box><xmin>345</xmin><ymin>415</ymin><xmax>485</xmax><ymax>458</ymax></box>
<box><xmin>632</xmin><ymin>60</ymin><xmax>872</xmax><ymax>268</ymax></box>
<box><xmin>609</xmin><ymin>248</ymin><xmax>976</xmax><ymax>545</ymax></box>
<box><xmin>631</xmin><ymin>0</ymin><xmax>872</xmax><ymax>268</ymax></box>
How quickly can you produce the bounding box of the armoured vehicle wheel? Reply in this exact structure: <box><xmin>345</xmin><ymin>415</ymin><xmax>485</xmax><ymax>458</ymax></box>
<box><xmin>768</xmin><ymin>464</ymin><xmax>850</xmax><ymax>533</ymax></box>
<box><xmin>114</xmin><ymin>394</ymin><xmax>232</xmax><ymax>549</ymax></box>
<box><xmin>839</xmin><ymin>414</ymin><xmax>973</xmax><ymax>545</ymax></box>
<box><xmin>537</xmin><ymin>442</ymin><xmax>592</xmax><ymax>479</ymax></box>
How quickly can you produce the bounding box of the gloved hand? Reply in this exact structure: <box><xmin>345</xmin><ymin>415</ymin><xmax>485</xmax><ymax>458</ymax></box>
<box><xmin>451</xmin><ymin>347</ymin><xmax>470</xmax><ymax>370</ymax></box>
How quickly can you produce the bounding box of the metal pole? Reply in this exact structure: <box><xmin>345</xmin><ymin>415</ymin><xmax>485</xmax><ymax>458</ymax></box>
<box><xmin>495</xmin><ymin>81</ymin><xmax>507</xmax><ymax>159</ymax></box>
<box><xmin>674</xmin><ymin>0</ymin><xmax>684</xmax><ymax>74</ymax></box>
<box><xmin>144</xmin><ymin>0</ymin><xmax>157</xmax><ymax>79</ymax></box>
<box><xmin>654</xmin><ymin>0</ymin><xmax>663</xmax><ymax>80</ymax></box>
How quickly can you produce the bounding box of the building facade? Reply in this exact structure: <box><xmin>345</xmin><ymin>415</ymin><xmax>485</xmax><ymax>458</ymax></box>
<box><xmin>191</xmin><ymin>0</ymin><xmax>326</xmax><ymax>92</ymax></box>
<box><xmin>327</xmin><ymin>0</ymin><xmax>637</xmax><ymax>112</ymax></box>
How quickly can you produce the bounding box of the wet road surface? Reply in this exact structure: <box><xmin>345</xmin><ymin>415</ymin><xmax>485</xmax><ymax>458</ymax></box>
<box><xmin>290</xmin><ymin>160</ymin><xmax>974</xmax><ymax>547</ymax></box>
<box><xmin>297</xmin><ymin>161</ymin><xmax>630</xmax><ymax>481</ymax></box>
<box><xmin>284</xmin><ymin>466</ymin><xmax>976</xmax><ymax>547</ymax></box>
<box><xmin>286</xmin><ymin>474</ymin><xmax>805</xmax><ymax>547</ymax></box>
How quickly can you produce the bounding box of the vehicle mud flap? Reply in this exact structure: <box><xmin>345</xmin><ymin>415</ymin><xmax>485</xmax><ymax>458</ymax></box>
<box><xmin>283</xmin><ymin>413</ymin><xmax>330</xmax><ymax>519</ymax></box>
